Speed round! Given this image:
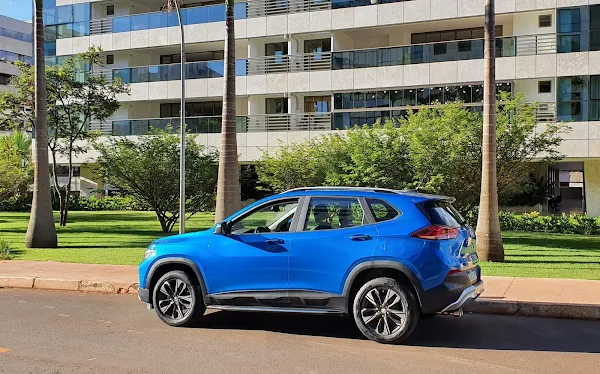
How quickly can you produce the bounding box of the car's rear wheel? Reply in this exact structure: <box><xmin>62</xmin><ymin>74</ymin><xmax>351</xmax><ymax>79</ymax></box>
<box><xmin>153</xmin><ymin>270</ymin><xmax>205</xmax><ymax>327</ymax></box>
<box><xmin>352</xmin><ymin>277</ymin><xmax>419</xmax><ymax>344</ymax></box>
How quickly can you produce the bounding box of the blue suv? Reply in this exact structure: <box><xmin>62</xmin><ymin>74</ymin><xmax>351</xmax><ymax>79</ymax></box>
<box><xmin>138</xmin><ymin>187</ymin><xmax>484</xmax><ymax>344</ymax></box>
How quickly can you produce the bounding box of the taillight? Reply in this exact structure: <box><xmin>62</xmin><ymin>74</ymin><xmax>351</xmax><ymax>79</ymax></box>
<box><xmin>410</xmin><ymin>225</ymin><xmax>459</xmax><ymax>240</ymax></box>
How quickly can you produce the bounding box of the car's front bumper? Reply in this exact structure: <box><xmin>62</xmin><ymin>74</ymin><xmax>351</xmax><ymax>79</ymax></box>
<box><xmin>138</xmin><ymin>287</ymin><xmax>150</xmax><ymax>303</ymax></box>
<box><xmin>441</xmin><ymin>281</ymin><xmax>484</xmax><ymax>312</ymax></box>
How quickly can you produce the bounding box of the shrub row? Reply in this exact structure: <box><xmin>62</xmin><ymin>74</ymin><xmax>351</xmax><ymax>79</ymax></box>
<box><xmin>466</xmin><ymin>210</ymin><xmax>600</xmax><ymax>236</ymax></box>
<box><xmin>0</xmin><ymin>195</ymin><xmax>150</xmax><ymax>212</ymax></box>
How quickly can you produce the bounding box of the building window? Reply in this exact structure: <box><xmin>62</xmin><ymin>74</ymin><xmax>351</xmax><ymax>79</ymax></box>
<box><xmin>266</xmin><ymin>98</ymin><xmax>288</xmax><ymax>114</ymax></box>
<box><xmin>539</xmin><ymin>15</ymin><xmax>552</xmax><ymax>28</ymax></box>
<box><xmin>304</xmin><ymin>96</ymin><xmax>331</xmax><ymax>113</ymax></box>
<box><xmin>411</xmin><ymin>26</ymin><xmax>503</xmax><ymax>44</ymax></box>
<box><xmin>0</xmin><ymin>73</ymin><xmax>10</xmax><ymax>85</ymax></box>
<box><xmin>539</xmin><ymin>81</ymin><xmax>552</xmax><ymax>93</ymax></box>
<box><xmin>106</xmin><ymin>54</ymin><xmax>114</xmax><ymax>65</ymax></box>
<box><xmin>107</xmin><ymin>5</ymin><xmax>114</xmax><ymax>16</ymax></box>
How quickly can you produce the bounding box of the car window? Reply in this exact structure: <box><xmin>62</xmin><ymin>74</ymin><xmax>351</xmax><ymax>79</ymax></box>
<box><xmin>303</xmin><ymin>197</ymin><xmax>366</xmax><ymax>231</ymax></box>
<box><xmin>230</xmin><ymin>199</ymin><xmax>299</xmax><ymax>234</ymax></box>
<box><xmin>420</xmin><ymin>199</ymin><xmax>465</xmax><ymax>228</ymax></box>
<box><xmin>366</xmin><ymin>198</ymin><xmax>400</xmax><ymax>222</ymax></box>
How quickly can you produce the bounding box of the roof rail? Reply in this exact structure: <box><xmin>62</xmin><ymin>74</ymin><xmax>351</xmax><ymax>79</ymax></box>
<box><xmin>283</xmin><ymin>186</ymin><xmax>403</xmax><ymax>194</ymax></box>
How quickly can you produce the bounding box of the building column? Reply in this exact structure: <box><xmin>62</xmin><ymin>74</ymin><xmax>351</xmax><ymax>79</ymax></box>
<box><xmin>584</xmin><ymin>160</ymin><xmax>600</xmax><ymax>217</ymax></box>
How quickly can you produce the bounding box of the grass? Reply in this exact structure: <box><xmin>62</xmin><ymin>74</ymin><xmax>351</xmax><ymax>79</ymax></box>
<box><xmin>0</xmin><ymin>211</ymin><xmax>215</xmax><ymax>265</ymax></box>
<box><xmin>0</xmin><ymin>211</ymin><xmax>599</xmax><ymax>279</ymax></box>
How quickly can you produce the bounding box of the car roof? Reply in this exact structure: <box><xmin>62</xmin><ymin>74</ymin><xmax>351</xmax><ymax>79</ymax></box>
<box><xmin>276</xmin><ymin>187</ymin><xmax>452</xmax><ymax>203</ymax></box>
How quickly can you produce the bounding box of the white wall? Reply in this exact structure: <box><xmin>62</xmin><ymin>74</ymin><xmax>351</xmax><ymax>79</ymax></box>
<box><xmin>513</xmin><ymin>10</ymin><xmax>556</xmax><ymax>36</ymax></box>
<box><xmin>513</xmin><ymin>79</ymin><xmax>556</xmax><ymax>103</ymax></box>
<box><xmin>332</xmin><ymin>31</ymin><xmax>354</xmax><ymax>51</ymax></box>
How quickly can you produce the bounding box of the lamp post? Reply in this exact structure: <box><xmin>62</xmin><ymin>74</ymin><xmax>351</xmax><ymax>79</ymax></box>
<box><xmin>165</xmin><ymin>0</ymin><xmax>186</xmax><ymax>234</ymax></box>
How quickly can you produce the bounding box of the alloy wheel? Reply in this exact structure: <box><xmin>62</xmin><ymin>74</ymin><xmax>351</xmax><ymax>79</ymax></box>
<box><xmin>156</xmin><ymin>278</ymin><xmax>194</xmax><ymax>321</ymax></box>
<box><xmin>359</xmin><ymin>287</ymin><xmax>409</xmax><ymax>337</ymax></box>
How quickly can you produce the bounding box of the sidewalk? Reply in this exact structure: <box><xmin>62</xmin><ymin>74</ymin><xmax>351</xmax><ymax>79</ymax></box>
<box><xmin>1</xmin><ymin>260</ymin><xmax>600</xmax><ymax>319</ymax></box>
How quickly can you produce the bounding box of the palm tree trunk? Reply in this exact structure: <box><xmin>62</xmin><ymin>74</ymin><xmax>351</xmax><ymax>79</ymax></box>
<box><xmin>215</xmin><ymin>0</ymin><xmax>241</xmax><ymax>222</ymax></box>
<box><xmin>26</xmin><ymin>0</ymin><xmax>58</xmax><ymax>248</ymax></box>
<box><xmin>476</xmin><ymin>0</ymin><xmax>504</xmax><ymax>262</ymax></box>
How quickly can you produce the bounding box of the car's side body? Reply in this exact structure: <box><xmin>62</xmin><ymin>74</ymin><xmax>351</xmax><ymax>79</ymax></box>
<box><xmin>138</xmin><ymin>188</ymin><xmax>483</xmax><ymax>319</ymax></box>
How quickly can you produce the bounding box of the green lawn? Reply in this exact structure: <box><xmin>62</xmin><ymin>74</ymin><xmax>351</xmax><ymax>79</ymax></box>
<box><xmin>1</xmin><ymin>211</ymin><xmax>599</xmax><ymax>279</ymax></box>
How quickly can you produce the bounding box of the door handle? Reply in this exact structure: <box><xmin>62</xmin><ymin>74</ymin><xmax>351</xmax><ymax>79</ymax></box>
<box><xmin>349</xmin><ymin>234</ymin><xmax>372</xmax><ymax>241</ymax></box>
<box><xmin>265</xmin><ymin>238</ymin><xmax>285</xmax><ymax>245</ymax></box>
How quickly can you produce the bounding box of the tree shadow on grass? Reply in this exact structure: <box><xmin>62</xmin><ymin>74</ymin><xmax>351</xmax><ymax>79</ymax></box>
<box><xmin>196</xmin><ymin>311</ymin><xmax>600</xmax><ymax>353</ymax></box>
<box><xmin>504</xmin><ymin>260</ymin><xmax>600</xmax><ymax>265</ymax></box>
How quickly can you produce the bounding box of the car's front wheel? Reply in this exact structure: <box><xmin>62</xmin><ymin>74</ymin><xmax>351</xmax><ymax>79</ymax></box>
<box><xmin>352</xmin><ymin>277</ymin><xmax>419</xmax><ymax>344</ymax></box>
<box><xmin>152</xmin><ymin>270</ymin><xmax>205</xmax><ymax>327</ymax></box>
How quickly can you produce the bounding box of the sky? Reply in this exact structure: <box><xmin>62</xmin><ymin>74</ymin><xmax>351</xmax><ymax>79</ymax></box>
<box><xmin>0</xmin><ymin>0</ymin><xmax>33</xmax><ymax>21</ymax></box>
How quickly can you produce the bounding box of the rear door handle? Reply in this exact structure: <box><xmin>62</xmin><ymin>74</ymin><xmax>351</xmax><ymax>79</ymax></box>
<box><xmin>349</xmin><ymin>234</ymin><xmax>372</xmax><ymax>241</ymax></box>
<box><xmin>265</xmin><ymin>238</ymin><xmax>285</xmax><ymax>245</ymax></box>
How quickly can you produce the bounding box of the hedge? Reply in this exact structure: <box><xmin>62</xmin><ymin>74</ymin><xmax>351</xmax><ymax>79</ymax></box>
<box><xmin>0</xmin><ymin>195</ymin><xmax>150</xmax><ymax>212</ymax></box>
<box><xmin>466</xmin><ymin>210</ymin><xmax>600</xmax><ymax>236</ymax></box>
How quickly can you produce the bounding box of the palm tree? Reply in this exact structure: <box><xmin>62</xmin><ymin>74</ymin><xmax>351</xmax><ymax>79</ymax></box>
<box><xmin>26</xmin><ymin>0</ymin><xmax>58</xmax><ymax>248</ymax></box>
<box><xmin>475</xmin><ymin>0</ymin><xmax>504</xmax><ymax>261</ymax></box>
<box><xmin>215</xmin><ymin>0</ymin><xmax>241</xmax><ymax>222</ymax></box>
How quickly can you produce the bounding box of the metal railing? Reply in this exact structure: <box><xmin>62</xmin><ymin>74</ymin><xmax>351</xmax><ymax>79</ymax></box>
<box><xmin>246</xmin><ymin>113</ymin><xmax>332</xmax><ymax>131</ymax></box>
<box><xmin>90</xmin><ymin>18</ymin><xmax>112</xmax><ymax>35</ymax></box>
<box><xmin>247</xmin><ymin>0</ymin><xmax>330</xmax><ymax>17</ymax></box>
<box><xmin>90</xmin><ymin>68</ymin><xmax>113</xmax><ymax>83</ymax></box>
<box><xmin>102</xmin><ymin>113</ymin><xmax>332</xmax><ymax>136</ymax></box>
<box><xmin>247</xmin><ymin>52</ymin><xmax>332</xmax><ymax>75</ymax></box>
<box><xmin>516</xmin><ymin>34</ymin><xmax>557</xmax><ymax>55</ymax></box>
<box><xmin>535</xmin><ymin>102</ymin><xmax>557</xmax><ymax>123</ymax></box>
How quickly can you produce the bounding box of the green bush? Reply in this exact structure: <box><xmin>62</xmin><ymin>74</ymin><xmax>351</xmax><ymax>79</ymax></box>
<box><xmin>0</xmin><ymin>194</ymin><xmax>151</xmax><ymax>212</ymax></box>
<box><xmin>0</xmin><ymin>239</ymin><xmax>14</xmax><ymax>260</ymax></box>
<box><xmin>466</xmin><ymin>209</ymin><xmax>600</xmax><ymax>236</ymax></box>
<box><xmin>0</xmin><ymin>193</ymin><xmax>32</xmax><ymax>212</ymax></box>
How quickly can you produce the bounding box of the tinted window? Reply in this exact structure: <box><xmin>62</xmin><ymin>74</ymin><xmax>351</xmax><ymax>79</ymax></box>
<box><xmin>303</xmin><ymin>197</ymin><xmax>366</xmax><ymax>231</ymax></box>
<box><xmin>366</xmin><ymin>199</ymin><xmax>399</xmax><ymax>222</ymax></box>
<box><xmin>420</xmin><ymin>200</ymin><xmax>465</xmax><ymax>227</ymax></box>
<box><xmin>230</xmin><ymin>199</ymin><xmax>299</xmax><ymax>234</ymax></box>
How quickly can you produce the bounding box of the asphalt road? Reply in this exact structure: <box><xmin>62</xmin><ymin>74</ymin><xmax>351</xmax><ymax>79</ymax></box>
<box><xmin>1</xmin><ymin>289</ymin><xmax>600</xmax><ymax>374</ymax></box>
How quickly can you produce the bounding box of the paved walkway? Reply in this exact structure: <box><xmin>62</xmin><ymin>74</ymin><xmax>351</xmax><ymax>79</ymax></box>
<box><xmin>2</xmin><ymin>260</ymin><xmax>600</xmax><ymax>306</ymax></box>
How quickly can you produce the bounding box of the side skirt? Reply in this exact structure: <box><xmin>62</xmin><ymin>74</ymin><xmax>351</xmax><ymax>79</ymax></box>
<box><xmin>207</xmin><ymin>305</ymin><xmax>345</xmax><ymax>314</ymax></box>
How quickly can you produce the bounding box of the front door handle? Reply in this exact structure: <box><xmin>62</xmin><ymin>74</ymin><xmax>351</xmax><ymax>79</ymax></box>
<box><xmin>265</xmin><ymin>238</ymin><xmax>285</xmax><ymax>245</ymax></box>
<box><xmin>349</xmin><ymin>234</ymin><xmax>372</xmax><ymax>241</ymax></box>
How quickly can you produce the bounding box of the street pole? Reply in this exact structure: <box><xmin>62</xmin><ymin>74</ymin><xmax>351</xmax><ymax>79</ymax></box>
<box><xmin>175</xmin><ymin>1</ymin><xmax>186</xmax><ymax>234</ymax></box>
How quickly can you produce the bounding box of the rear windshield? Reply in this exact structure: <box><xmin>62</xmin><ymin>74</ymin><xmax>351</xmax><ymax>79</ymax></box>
<box><xmin>419</xmin><ymin>200</ymin><xmax>465</xmax><ymax>227</ymax></box>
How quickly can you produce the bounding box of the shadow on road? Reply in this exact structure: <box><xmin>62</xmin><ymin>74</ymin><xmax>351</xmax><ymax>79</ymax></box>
<box><xmin>199</xmin><ymin>311</ymin><xmax>600</xmax><ymax>353</ymax></box>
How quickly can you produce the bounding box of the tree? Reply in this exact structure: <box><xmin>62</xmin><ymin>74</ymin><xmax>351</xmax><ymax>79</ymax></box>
<box><xmin>25</xmin><ymin>0</ymin><xmax>57</xmax><ymax>248</ymax></box>
<box><xmin>0</xmin><ymin>132</ymin><xmax>32</xmax><ymax>202</ymax></box>
<box><xmin>257</xmin><ymin>96</ymin><xmax>569</xmax><ymax>213</ymax></box>
<box><xmin>399</xmin><ymin>94</ymin><xmax>568</xmax><ymax>212</ymax></box>
<box><xmin>257</xmin><ymin>122</ymin><xmax>413</xmax><ymax>192</ymax></box>
<box><xmin>215</xmin><ymin>0</ymin><xmax>241</xmax><ymax>223</ymax></box>
<box><xmin>94</xmin><ymin>129</ymin><xmax>218</xmax><ymax>233</ymax></box>
<box><xmin>0</xmin><ymin>47</ymin><xmax>128</xmax><ymax>226</ymax></box>
<box><xmin>477</xmin><ymin>0</ymin><xmax>504</xmax><ymax>262</ymax></box>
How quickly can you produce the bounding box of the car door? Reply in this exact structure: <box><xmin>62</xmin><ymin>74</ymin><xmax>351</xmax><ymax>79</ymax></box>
<box><xmin>288</xmin><ymin>196</ymin><xmax>378</xmax><ymax>295</ymax></box>
<box><xmin>205</xmin><ymin>198</ymin><xmax>300</xmax><ymax>295</ymax></box>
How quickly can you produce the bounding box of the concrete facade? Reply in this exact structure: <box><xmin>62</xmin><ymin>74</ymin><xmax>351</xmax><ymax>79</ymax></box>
<box><xmin>0</xmin><ymin>15</ymin><xmax>32</xmax><ymax>93</ymax></box>
<box><xmin>43</xmin><ymin>0</ymin><xmax>600</xmax><ymax>214</ymax></box>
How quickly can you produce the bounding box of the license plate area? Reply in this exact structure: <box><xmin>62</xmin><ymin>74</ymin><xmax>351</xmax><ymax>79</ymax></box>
<box><xmin>467</xmin><ymin>269</ymin><xmax>478</xmax><ymax>283</ymax></box>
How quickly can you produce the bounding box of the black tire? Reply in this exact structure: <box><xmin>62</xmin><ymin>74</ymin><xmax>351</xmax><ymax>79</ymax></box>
<box><xmin>152</xmin><ymin>270</ymin><xmax>205</xmax><ymax>327</ymax></box>
<box><xmin>352</xmin><ymin>277</ymin><xmax>420</xmax><ymax>344</ymax></box>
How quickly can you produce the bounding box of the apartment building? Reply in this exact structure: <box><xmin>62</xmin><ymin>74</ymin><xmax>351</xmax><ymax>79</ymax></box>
<box><xmin>43</xmin><ymin>0</ymin><xmax>600</xmax><ymax>215</ymax></box>
<box><xmin>0</xmin><ymin>15</ymin><xmax>33</xmax><ymax>96</ymax></box>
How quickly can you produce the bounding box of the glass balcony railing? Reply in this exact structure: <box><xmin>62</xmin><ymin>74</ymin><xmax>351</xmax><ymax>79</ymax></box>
<box><xmin>332</xmin><ymin>37</ymin><xmax>517</xmax><ymax>69</ymax></box>
<box><xmin>109</xmin><ymin>113</ymin><xmax>332</xmax><ymax>135</ymax></box>
<box><xmin>111</xmin><ymin>3</ymin><xmax>247</xmax><ymax>33</ymax></box>
<box><xmin>112</xmin><ymin>59</ymin><xmax>248</xmax><ymax>84</ymax></box>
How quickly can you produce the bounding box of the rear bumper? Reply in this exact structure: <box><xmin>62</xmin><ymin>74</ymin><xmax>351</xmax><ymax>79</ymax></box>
<box><xmin>419</xmin><ymin>266</ymin><xmax>483</xmax><ymax>314</ymax></box>
<box><xmin>441</xmin><ymin>281</ymin><xmax>484</xmax><ymax>312</ymax></box>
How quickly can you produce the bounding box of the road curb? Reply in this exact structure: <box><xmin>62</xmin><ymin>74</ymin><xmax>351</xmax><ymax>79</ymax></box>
<box><xmin>464</xmin><ymin>299</ymin><xmax>600</xmax><ymax>320</ymax></box>
<box><xmin>0</xmin><ymin>276</ymin><xmax>139</xmax><ymax>295</ymax></box>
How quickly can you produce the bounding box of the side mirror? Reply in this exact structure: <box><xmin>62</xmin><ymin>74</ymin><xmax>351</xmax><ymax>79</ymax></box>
<box><xmin>214</xmin><ymin>221</ymin><xmax>229</xmax><ymax>235</ymax></box>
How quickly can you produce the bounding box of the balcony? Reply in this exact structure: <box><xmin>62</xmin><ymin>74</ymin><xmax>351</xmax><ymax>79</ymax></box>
<box><xmin>88</xmin><ymin>3</ymin><xmax>247</xmax><ymax>36</ymax></box>
<box><xmin>332</xmin><ymin>34</ymin><xmax>557</xmax><ymax>70</ymax></box>
<box><xmin>247</xmin><ymin>52</ymin><xmax>332</xmax><ymax>74</ymax></box>
<box><xmin>90</xmin><ymin>113</ymin><xmax>332</xmax><ymax>136</ymax></box>
<box><xmin>245</xmin><ymin>0</ymin><xmax>415</xmax><ymax>17</ymax></box>
<box><xmin>110</xmin><ymin>60</ymin><xmax>248</xmax><ymax>84</ymax></box>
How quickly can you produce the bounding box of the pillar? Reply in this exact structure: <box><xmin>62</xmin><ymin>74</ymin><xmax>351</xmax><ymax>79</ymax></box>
<box><xmin>584</xmin><ymin>160</ymin><xmax>600</xmax><ymax>217</ymax></box>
